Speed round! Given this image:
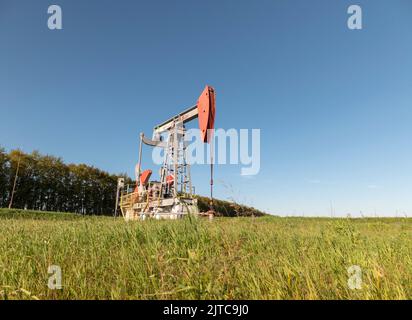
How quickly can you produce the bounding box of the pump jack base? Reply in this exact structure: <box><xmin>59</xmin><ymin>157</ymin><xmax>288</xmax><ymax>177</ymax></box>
<box><xmin>121</xmin><ymin>198</ymin><xmax>200</xmax><ymax>221</ymax></box>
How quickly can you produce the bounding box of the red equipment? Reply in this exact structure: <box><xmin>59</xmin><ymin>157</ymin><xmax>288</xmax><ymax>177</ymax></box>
<box><xmin>197</xmin><ymin>86</ymin><xmax>216</xmax><ymax>143</ymax></box>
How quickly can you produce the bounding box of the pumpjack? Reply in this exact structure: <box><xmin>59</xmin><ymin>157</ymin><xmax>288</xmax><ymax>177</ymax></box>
<box><xmin>118</xmin><ymin>86</ymin><xmax>216</xmax><ymax>221</ymax></box>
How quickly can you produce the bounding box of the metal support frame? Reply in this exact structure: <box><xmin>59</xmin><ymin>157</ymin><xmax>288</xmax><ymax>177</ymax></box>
<box><xmin>139</xmin><ymin>120</ymin><xmax>193</xmax><ymax>208</ymax></box>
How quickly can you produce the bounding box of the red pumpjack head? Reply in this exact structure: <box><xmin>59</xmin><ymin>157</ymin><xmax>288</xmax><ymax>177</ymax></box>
<box><xmin>197</xmin><ymin>86</ymin><xmax>216</xmax><ymax>143</ymax></box>
<box><xmin>140</xmin><ymin>169</ymin><xmax>152</xmax><ymax>186</ymax></box>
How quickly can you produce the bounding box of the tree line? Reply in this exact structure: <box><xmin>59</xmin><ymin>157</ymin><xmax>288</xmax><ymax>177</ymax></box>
<box><xmin>0</xmin><ymin>147</ymin><xmax>132</xmax><ymax>215</ymax></box>
<box><xmin>0</xmin><ymin>147</ymin><xmax>265</xmax><ymax>217</ymax></box>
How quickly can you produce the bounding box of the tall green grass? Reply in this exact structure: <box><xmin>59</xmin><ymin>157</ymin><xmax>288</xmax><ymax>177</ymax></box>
<box><xmin>0</xmin><ymin>209</ymin><xmax>411</xmax><ymax>300</ymax></box>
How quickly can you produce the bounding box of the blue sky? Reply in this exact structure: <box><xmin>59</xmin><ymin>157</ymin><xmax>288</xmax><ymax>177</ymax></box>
<box><xmin>1</xmin><ymin>0</ymin><xmax>412</xmax><ymax>216</ymax></box>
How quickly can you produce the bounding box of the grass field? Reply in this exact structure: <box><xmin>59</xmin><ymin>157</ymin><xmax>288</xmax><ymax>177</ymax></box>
<box><xmin>0</xmin><ymin>208</ymin><xmax>411</xmax><ymax>300</ymax></box>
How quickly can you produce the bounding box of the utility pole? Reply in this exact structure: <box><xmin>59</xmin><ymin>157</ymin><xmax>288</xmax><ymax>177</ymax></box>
<box><xmin>209</xmin><ymin>130</ymin><xmax>215</xmax><ymax>217</ymax></box>
<box><xmin>8</xmin><ymin>155</ymin><xmax>21</xmax><ymax>209</ymax></box>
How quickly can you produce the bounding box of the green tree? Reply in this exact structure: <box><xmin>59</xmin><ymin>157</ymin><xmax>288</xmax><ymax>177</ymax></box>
<box><xmin>0</xmin><ymin>147</ymin><xmax>10</xmax><ymax>207</ymax></box>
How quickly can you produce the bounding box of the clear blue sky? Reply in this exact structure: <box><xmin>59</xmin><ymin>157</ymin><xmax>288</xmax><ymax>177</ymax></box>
<box><xmin>1</xmin><ymin>0</ymin><xmax>412</xmax><ymax>216</ymax></box>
